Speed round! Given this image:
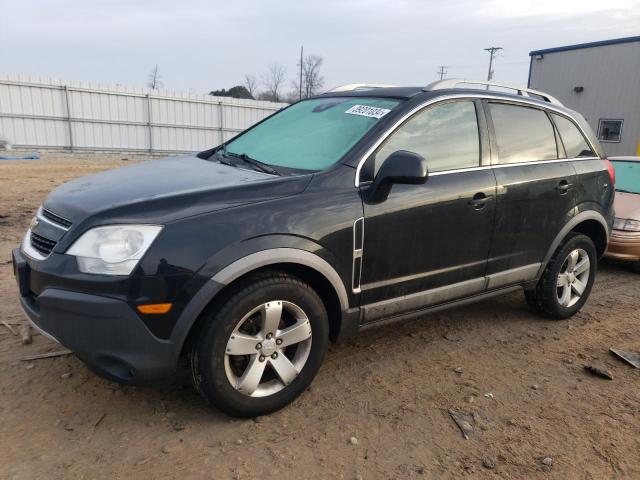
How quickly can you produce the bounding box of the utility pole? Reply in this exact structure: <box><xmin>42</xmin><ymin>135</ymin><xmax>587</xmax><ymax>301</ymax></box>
<box><xmin>299</xmin><ymin>45</ymin><xmax>304</xmax><ymax>100</ymax></box>
<box><xmin>484</xmin><ymin>46</ymin><xmax>502</xmax><ymax>83</ymax></box>
<box><xmin>437</xmin><ymin>66</ymin><xmax>448</xmax><ymax>80</ymax></box>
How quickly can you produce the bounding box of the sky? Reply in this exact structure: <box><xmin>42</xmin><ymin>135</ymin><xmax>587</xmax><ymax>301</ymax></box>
<box><xmin>1</xmin><ymin>0</ymin><xmax>639</xmax><ymax>95</ymax></box>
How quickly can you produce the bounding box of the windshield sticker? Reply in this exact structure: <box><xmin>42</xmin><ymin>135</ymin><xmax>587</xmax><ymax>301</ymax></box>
<box><xmin>344</xmin><ymin>105</ymin><xmax>391</xmax><ymax>119</ymax></box>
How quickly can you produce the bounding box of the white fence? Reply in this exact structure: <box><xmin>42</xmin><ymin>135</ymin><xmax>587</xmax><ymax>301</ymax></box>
<box><xmin>0</xmin><ymin>75</ymin><xmax>287</xmax><ymax>154</ymax></box>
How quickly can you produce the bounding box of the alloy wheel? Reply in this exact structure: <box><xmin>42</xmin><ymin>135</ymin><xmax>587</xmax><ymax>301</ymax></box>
<box><xmin>556</xmin><ymin>248</ymin><xmax>590</xmax><ymax>308</ymax></box>
<box><xmin>224</xmin><ymin>301</ymin><xmax>312</xmax><ymax>397</ymax></box>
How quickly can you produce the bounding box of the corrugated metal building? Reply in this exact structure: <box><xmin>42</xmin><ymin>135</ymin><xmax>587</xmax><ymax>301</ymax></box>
<box><xmin>528</xmin><ymin>36</ymin><xmax>640</xmax><ymax>157</ymax></box>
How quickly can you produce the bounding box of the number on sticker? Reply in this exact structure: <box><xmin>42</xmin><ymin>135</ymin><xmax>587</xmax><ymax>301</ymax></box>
<box><xmin>345</xmin><ymin>105</ymin><xmax>391</xmax><ymax>119</ymax></box>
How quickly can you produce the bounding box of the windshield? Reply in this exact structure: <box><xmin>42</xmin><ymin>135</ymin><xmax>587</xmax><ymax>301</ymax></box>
<box><xmin>225</xmin><ymin>97</ymin><xmax>401</xmax><ymax>172</ymax></box>
<box><xmin>612</xmin><ymin>160</ymin><xmax>640</xmax><ymax>194</ymax></box>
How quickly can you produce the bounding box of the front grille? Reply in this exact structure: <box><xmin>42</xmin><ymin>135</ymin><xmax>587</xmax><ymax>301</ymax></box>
<box><xmin>30</xmin><ymin>232</ymin><xmax>57</xmax><ymax>256</ymax></box>
<box><xmin>41</xmin><ymin>208</ymin><xmax>72</xmax><ymax>228</ymax></box>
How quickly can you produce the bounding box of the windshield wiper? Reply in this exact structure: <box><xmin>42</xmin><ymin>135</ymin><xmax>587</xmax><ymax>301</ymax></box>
<box><xmin>213</xmin><ymin>143</ymin><xmax>236</xmax><ymax>167</ymax></box>
<box><xmin>226</xmin><ymin>152</ymin><xmax>280</xmax><ymax>176</ymax></box>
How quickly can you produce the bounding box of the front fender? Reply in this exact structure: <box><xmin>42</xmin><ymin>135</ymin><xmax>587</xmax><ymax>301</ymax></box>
<box><xmin>167</xmin><ymin>239</ymin><xmax>352</xmax><ymax>362</ymax></box>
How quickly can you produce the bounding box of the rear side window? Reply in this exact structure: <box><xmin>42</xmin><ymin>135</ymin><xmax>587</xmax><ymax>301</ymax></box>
<box><xmin>374</xmin><ymin>101</ymin><xmax>480</xmax><ymax>174</ymax></box>
<box><xmin>552</xmin><ymin>114</ymin><xmax>594</xmax><ymax>158</ymax></box>
<box><xmin>489</xmin><ymin>103</ymin><xmax>557</xmax><ymax>163</ymax></box>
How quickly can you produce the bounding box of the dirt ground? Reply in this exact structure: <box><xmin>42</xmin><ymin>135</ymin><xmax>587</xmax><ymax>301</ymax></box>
<box><xmin>1</xmin><ymin>153</ymin><xmax>639</xmax><ymax>480</ymax></box>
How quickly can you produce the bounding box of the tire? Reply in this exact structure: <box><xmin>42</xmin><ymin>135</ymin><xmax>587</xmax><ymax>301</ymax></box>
<box><xmin>525</xmin><ymin>233</ymin><xmax>597</xmax><ymax>320</ymax></box>
<box><xmin>190</xmin><ymin>271</ymin><xmax>329</xmax><ymax>417</ymax></box>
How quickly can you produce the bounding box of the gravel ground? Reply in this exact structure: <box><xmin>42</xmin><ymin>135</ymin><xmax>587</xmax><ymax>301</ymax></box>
<box><xmin>1</xmin><ymin>153</ymin><xmax>639</xmax><ymax>479</ymax></box>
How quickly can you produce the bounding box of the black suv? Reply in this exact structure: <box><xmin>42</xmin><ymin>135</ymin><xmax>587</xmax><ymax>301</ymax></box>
<box><xmin>13</xmin><ymin>80</ymin><xmax>614</xmax><ymax>417</ymax></box>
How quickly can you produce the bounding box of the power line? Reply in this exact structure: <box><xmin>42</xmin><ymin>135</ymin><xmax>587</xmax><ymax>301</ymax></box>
<box><xmin>484</xmin><ymin>46</ymin><xmax>503</xmax><ymax>82</ymax></box>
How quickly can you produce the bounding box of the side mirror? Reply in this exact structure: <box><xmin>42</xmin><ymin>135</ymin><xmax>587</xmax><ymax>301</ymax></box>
<box><xmin>367</xmin><ymin>150</ymin><xmax>428</xmax><ymax>203</ymax></box>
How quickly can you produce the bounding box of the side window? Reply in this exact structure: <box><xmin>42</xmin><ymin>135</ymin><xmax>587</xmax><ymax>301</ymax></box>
<box><xmin>489</xmin><ymin>103</ymin><xmax>558</xmax><ymax>163</ymax></box>
<box><xmin>374</xmin><ymin>101</ymin><xmax>480</xmax><ymax>175</ymax></box>
<box><xmin>597</xmin><ymin>119</ymin><xmax>623</xmax><ymax>143</ymax></box>
<box><xmin>552</xmin><ymin>114</ymin><xmax>595</xmax><ymax>158</ymax></box>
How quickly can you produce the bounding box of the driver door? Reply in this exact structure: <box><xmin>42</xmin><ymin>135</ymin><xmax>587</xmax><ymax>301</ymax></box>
<box><xmin>358</xmin><ymin>99</ymin><xmax>497</xmax><ymax>322</ymax></box>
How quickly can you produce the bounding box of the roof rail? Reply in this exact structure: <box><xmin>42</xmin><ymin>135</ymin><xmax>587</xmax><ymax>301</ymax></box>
<box><xmin>327</xmin><ymin>83</ymin><xmax>398</xmax><ymax>93</ymax></box>
<box><xmin>424</xmin><ymin>78</ymin><xmax>563</xmax><ymax>106</ymax></box>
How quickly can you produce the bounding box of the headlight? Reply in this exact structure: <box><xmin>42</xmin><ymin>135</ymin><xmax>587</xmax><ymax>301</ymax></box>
<box><xmin>66</xmin><ymin>225</ymin><xmax>163</xmax><ymax>275</ymax></box>
<box><xmin>613</xmin><ymin>217</ymin><xmax>640</xmax><ymax>232</ymax></box>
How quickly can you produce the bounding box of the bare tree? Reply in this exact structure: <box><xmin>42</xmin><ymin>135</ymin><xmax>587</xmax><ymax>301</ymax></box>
<box><xmin>262</xmin><ymin>63</ymin><xmax>286</xmax><ymax>102</ymax></box>
<box><xmin>147</xmin><ymin>65</ymin><xmax>163</xmax><ymax>90</ymax></box>
<box><xmin>300</xmin><ymin>55</ymin><xmax>324</xmax><ymax>98</ymax></box>
<box><xmin>244</xmin><ymin>74</ymin><xmax>258</xmax><ymax>98</ymax></box>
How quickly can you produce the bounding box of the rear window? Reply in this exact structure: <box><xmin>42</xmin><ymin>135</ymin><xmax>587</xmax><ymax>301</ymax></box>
<box><xmin>552</xmin><ymin>114</ymin><xmax>594</xmax><ymax>158</ymax></box>
<box><xmin>489</xmin><ymin>103</ymin><xmax>557</xmax><ymax>164</ymax></box>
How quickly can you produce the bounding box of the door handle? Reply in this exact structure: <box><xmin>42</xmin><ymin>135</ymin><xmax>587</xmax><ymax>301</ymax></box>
<box><xmin>468</xmin><ymin>192</ymin><xmax>492</xmax><ymax>210</ymax></box>
<box><xmin>556</xmin><ymin>180</ymin><xmax>573</xmax><ymax>194</ymax></box>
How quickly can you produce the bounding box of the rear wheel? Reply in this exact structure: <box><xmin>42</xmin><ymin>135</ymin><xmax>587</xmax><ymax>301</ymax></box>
<box><xmin>190</xmin><ymin>272</ymin><xmax>329</xmax><ymax>417</ymax></box>
<box><xmin>525</xmin><ymin>233</ymin><xmax>597</xmax><ymax>320</ymax></box>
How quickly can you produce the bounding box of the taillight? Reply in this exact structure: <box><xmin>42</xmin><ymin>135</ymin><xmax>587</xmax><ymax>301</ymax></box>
<box><xmin>604</xmin><ymin>159</ymin><xmax>616</xmax><ymax>186</ymax></box>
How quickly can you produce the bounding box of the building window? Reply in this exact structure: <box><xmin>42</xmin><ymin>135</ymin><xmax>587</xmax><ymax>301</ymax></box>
<box><xmin>598</xmin><ymin>119</ymin><xmax>623</xmax><ymax>143</ymax></box>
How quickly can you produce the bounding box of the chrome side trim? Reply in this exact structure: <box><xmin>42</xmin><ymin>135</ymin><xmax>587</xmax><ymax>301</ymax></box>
<box><xmin>211</xmin><ymin>248</ymin><xmax>350</xmax><ymax>311</ymax></box>
<box><xmin>354</xmin><ymin>93</ymin><xmax>600</xmax><ymax>187</ymax></box>
<box><xmin>486</xmin><ymin>263</ymin><xmax>541</xmax><ymax>290</ymax></box>
<box><xmin>352</xmin><ymin>217</ymin><xmax>364</xmax><ymax>293</ymax></box>
<box><xmin>362</xmin><ymin>277</ymin><xmax>486</xmax><ymax>322</ymax></box>
<box><xmin>20</xmin><ymin>230</ymin><xmax>47</xmax><ymax>261</ymax></box>
<box><xmin>490</xmin><ymin>157</ymin><xmax>600</xmax><ymax>169</ymax></box>
<box><xmin>429</xmin><ymin>166</ymin><xmax>493</xmax><ymax>177</ymax></box>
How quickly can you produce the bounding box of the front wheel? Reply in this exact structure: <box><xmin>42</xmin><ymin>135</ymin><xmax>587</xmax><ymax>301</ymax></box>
<box><xmin>190</xmin><ymin>272</ymin><xmax>329</xmax><ymax>417</ymax></box>
<box><xmin>525</xmin><ymin>233</ymin><xmax>597</xmax><ymax>320</ymax></box>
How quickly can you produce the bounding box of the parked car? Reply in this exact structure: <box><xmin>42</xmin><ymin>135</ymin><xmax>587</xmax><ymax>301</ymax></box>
<box><xmin>605</xmin><ymin>157</ymin><xmax>640</xmax><ymax>271</ymax></box>
<box><xmin>13</xmin><ymin>79</ymin><xmax>614</xmax><ymax>417</ymax></box>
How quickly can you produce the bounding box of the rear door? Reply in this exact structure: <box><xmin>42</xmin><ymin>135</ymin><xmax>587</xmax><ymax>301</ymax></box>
<box><xmin>358</xmin><ymin>99</ymin><xmax>497</xmax><ymax>321</ymax></box>
<box><xmin>484</xmin><ymin>101</ymin><xmax>578</xmax><ymax>286</ymax></box>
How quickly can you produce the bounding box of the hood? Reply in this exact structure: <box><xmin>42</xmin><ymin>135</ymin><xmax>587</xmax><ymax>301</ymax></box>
<box><xmin>43</xmin><ymin>155</ymin><xmax>311</xmax><ymax>225</ymax></box>
<box><xmin>614</xmin><ymin>191</ymin><xmax>640</xmax><ymax>220</ymax></box>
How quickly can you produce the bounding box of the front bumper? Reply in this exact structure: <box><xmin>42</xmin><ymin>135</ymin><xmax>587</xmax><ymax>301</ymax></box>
<box><xmin>604</xmin><ymin>230</ymin><xmax>640</xmax><ymax>261</ymax></box>
<box><xmin>13</xmin><ymin>248</ymin><xmax>181</xmax><ymax>383</ymax></box>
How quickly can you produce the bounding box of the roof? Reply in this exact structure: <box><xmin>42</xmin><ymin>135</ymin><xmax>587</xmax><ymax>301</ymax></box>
<box><xmin>530</xmin><ymin>35</ymin><xmax>640</xmax><ymax>56</ymax></box>
<box><xmin>317</xmin><ymin>86</ymin><xmax>424</xmax><ymax>99</ymax></box>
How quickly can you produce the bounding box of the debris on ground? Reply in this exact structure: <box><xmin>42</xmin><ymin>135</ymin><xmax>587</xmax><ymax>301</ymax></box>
<box><xmin>443</xmin><ymin>331</ymin><xmax>462</xmax><ymax>342</ymax></box>
<box><xmin>93</xmin><ymin>413</ymin><xmax>106</xmax><ymax>428</ymax></box>
<box><xmin>609</xmin><ymin>348</ymin><xmax>640</xmax><ymax>369</ymax></box>
<box><xmin>482</xmin><ymin>457</ymin><xmax>497</xmax><ymax>469</ymax></box>
<box><xmin>584</xmin><ymin>365</ymin><xmax>613</xmax><ymax>380</ymax></box>
<box><xmin>2</xmin><ymin>320</ymin><xmax>18</xmax><ymax>335</ymax></box>
<box><xmin>60</xmin><ymin>372</ymin><xmax>72</xmax><ymax>379</ymax></box>
<box><xmin>348</xmin><ymin>436</ymin><xmax>359</xmax><ymax>445</ymax></box>
<box><xmin>0</xmin><ymin>153</ymin><xmax>40</xmax><ymax>160</ymax></box>
<box><xmin>20</xmin><ymin>324</ymin><xmax>32</xmax><ymax>345</ymax></box>
<box><xmin>531</xmin><ymin>384</ymin><xmax>540</xmax><ymax>390</ymax></box>
<box><xmin>453</xmin><ymin>367</ymin><xmax>463</xmax><ymax>373</ymax></box>
<box><xmin>484</xmin><ymin>392</ymin><xmax>494</xmax><ymax>399</ymax></box>
<box><xmin>541</xmin><ymin>457</ymin><xmax>553</xmax><ymax>466</ymax></box>
<box><xmin>448</xmin><ymin>409</ymin><xmax>474</xmax><ymax>439</ymax></box>
<box><xmin>19</xmin><ymin>349</ymin><xmax>73</xmax><ymax>362</ymax></box>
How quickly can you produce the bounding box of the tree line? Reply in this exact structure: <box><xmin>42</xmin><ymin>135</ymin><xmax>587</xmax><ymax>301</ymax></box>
<box><xmin>211</xmin><ymin>54</ymin><xmax>324</xmax><ymax>102</ymax></box>
<box><xmin>147</xmin><ymin>54</ymin><xmax>324</xmax><ymax>103</ymax></box>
